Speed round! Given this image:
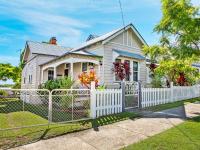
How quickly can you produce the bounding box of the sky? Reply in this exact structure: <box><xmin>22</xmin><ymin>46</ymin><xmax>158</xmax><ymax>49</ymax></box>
<box><xmin>0</xmin><ymin>0</ymin><xmax>199</xmax><ymax>68</ymax></box>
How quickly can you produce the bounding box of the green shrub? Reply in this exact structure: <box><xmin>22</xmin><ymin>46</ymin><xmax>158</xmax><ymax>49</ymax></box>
<box><xmin>0</xmin><ymin>90</ymin><xmax>8</xmax><ymax>96</ymax></box>
<box><xmin>40</xmin><ymin>77</ymin><xmax>75</xmax><ymax>91</ymax></box>
<box><xmin>96</xmin><ymin>85</ymin><xmax>106</xmax><ymax>90</ymax></box>
<box><xmin>151</xmin><ymin>74</ymin><xmax>164</xmax><ymax>88</ymax></box>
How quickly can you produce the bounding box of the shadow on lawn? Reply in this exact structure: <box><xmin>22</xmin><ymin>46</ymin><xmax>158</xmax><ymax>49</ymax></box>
<box><xmin>81</xmin><ymin>112</ymin><xmax>139</xmax><ymax>131</ymax></box>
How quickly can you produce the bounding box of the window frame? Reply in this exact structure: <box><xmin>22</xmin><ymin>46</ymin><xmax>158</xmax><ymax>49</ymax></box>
<box><xmin>133</xmin><ymin>61</ymin><xmax>139</xmax><ymax>82</ymax></box>
<box><xmin>48</xmin><ymin>70</ymin><xmax>54</xmax><ymax>80</ymax></box>
<box><xmin>82</xmin><ymin>62</ymin><xmax>88</xmax><ymax>72</ymax></box>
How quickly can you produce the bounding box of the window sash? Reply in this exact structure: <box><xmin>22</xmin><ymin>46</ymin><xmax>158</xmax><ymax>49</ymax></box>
<box><xmin>82</xmin><ymin>63</ymin><xmax>87</xmax><ymax>72</ymax></box>
<box><xmin>48</xmin><ymin>70</ymin><xmax>54</xmax><ymax>80</ymax></box>
<box><xmin>133</xmin><ymin>61</ymin><xmax>138</xmax><ymax>81</ymax></box>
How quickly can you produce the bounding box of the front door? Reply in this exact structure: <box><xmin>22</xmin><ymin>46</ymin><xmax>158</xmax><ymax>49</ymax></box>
<box><xmin>64</xmin><ymin>69</ymin><xmax>69</xmax><ymax>77</ymax></box>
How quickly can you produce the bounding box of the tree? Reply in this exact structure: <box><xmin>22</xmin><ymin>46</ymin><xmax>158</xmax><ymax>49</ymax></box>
<box><xmin>0</xmin><ymin>49</ymin><xmax>25</xmax><ymax>88</ymax></box>
<box><xmin>0</xmin><ymin>63</ymin><xmax>21</xmax><ymax>87</ymax></box>
<box><xmin>155</xmin><ymin>0</ymin><xmax>200</xmax><ymax>57</ymax></box>
<box><xmin>143</xmin><ymin>0</ymin><xmax>200</xmax><ymax>86</ymax></box>
<box><xmin>112</xmin><ymin>61</ymin><xmax>131</xmax><ymax>81</ymax></box>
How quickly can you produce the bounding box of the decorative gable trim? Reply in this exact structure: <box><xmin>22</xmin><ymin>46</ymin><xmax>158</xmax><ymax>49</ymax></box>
<box><xmin>102</xmin><ymin>24</ymin><xmax>147</xmax><ymax>46</ymax></box>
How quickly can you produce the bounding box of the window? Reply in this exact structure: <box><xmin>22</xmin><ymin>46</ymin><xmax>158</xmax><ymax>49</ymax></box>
<box><xmin>124</xmin><ymin>60</ymin><xmax>130</xmax><ymax>81</ymax></box>
<box><xmin>89</xmin><ymin>62</ymin><xmax>94</xmax><ymax>69</ymax></box>
<box><xmin>115</xmin><ymin>59</ymin><xmax>121</xmax><ymax>81</ymax></box>
<box><xmin>28</xmin><ymin>75</ymin><xmax>32</xmax><ymax>84</ymax></box>
<box><xmin>65</xmin><ymin>64</ymin><xmax>70</xmax><ymax>69</ymax></box>
<box><xmin>23</xmin><ymin>78</ymin><xmax>26</xmax><ymax>84</ymax></box>
<box><xmin>64</xmin><ymin>69</ymin><xmax>69</xmax><ymax>77</ymax></box>
<box><xmin>82</xmin><ymin>63</ymin><xmax>87</xmax><ymax>72</ymax></box>
<box><xmin>88</xmin><ymin>62</ymin><xmax>94</xmax><ymax>66</ymax></box>
<box><xmin>48</xmin><ymin>70</ymin><xmax>54</xmax><ymax>80</ymax></box>
<box><xmin>133</xmin><ymin>61</ymin><xmax>138</xmax><ymax>81</ymax></box>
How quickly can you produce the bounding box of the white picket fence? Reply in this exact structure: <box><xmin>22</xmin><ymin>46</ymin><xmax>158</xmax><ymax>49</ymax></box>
<box><xmin>90</xmin><ymin>82</ymin><xmax>122</xmax><ymax>118</ymax></box>
<box><xmin>141</xmin><ymin>84</ymin><xmax>200</xmax><ymax>108</ymax></box>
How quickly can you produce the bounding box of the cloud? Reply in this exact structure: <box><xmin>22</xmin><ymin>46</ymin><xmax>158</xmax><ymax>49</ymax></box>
<box><xmin>0</xmin><ymin>0</ymin><xmax>91</xmax><ymax>47</ymax></box>
<box><xmin>0</xmin><ymin>55</ymin><xmax>19</xmax><ymax>66</ymax></box>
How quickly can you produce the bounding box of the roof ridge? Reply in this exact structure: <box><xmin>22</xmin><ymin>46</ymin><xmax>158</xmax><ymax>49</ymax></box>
<box><xmin>27</xmin><ymin>40</ymin><xmax>72</xmax><ymax>49</ymax></box>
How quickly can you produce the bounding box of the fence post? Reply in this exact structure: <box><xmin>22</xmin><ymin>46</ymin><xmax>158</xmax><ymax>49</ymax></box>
<box><xmin>48</xmin><ymin>91</ymin><xmax>52</xmax><ymax>123</ymax></box>
<box><xmin>90</xmin><ymin>81</ymin><xmax>96</xmax><ymax>119</ymax></box>
<box><xmin>170</xmin><ymin>82</ymin><xmax>174</xmax><ymax>102</ymax></box>
<box><xmin>121</xmin><ymin>81</ymin><xmax>126</xmax><ymax>112</ymax></box>
<box><xmin>138</xmin><ymin>81</ymin><xmax>142</xmax><ymax>109</ymax></box>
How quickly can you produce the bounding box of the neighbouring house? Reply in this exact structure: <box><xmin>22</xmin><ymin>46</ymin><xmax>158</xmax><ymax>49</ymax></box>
<box><xmin>21</xmin><ymin>23</ymin><xmax>148</xmax><ymax>89</ymax></box>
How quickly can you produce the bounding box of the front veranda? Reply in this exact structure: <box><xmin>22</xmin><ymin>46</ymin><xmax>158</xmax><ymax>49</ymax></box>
<box><xmin>41</xmin><ymin>54</ymin><xmax>103</xmax><ymax>86</ymax></box>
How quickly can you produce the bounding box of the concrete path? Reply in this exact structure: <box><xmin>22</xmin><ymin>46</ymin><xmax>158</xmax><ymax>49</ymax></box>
<box><xmin>12</xmin><ymin>102</ymin><xmax>200</xmax><ymax>150</ymax></box>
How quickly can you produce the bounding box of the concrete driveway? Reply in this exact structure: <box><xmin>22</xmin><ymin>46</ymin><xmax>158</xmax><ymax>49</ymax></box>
<box><xmin>11</xmin><ymin>102</ymin><xmax>200</xmax><ymax>150</ymax></box>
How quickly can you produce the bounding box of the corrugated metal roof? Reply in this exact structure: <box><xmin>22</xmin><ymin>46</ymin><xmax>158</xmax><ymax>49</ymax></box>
<box><xmin>70</xmin><ymin>50</ymin><xmax>102</xmax><ymax>57</ymax></box>
<box><xmin>70</xmin><ymin>28</ymin><xmax>122</xmax><ymax>53</ymax></box>
<box><xmin>27</xmin><ymin>41</ymin><xmax>71</xmax><ymax>56</ymax></box>
<box><xmin>39</xmin><ymin>50</ymin><xmax>102</xmax><ymax>66</ymax></box>
<box><xmin>113</xmin><ymin>49</ymin><xmax>145</xmax><ymax>60</ymax></box>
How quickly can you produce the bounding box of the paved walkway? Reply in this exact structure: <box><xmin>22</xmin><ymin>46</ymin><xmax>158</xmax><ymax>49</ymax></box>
<box><xmin>12</xmin><ymin>102</ymin><xmax>200</xmax><ymax>150</ymax></box>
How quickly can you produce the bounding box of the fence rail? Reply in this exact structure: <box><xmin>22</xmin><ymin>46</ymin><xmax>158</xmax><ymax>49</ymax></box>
<box><xmin>1</xmin><ymin>82</ymin><xmax>200</xmax><ymax>131</ymax></box>
<box><xmin>90</xmin><ymin>82</ymin><xmax>122</xmax><ymax>118</ymax></box>
<box><xmin>141</xmin><ymin>84</ymin><xmax>200</xmax><ymax>108</ymax></box>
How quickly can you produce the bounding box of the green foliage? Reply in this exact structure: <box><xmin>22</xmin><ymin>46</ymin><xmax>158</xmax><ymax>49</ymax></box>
<box><xmin>155</xmin><ymin>59</ymin><xmax>200</xmax><ymax>85</ymax></box>
<box><xmin>155</xmin><ymin>0</ymin><xmax>200</xmax><ymax>57</ymax></box>
<box><xmin>151</xmin><ymin>74</ymin><xmax>164</xmax><ymax>88</ymax></box>
<box><xmin>0</xmin><ymin>84</ymin><xmax>14</xmax><ymax>88</ymax></box>
<box><xmin>143</xmin><ymin>0</ymin><xmax>200</xmax><ymax>86</ymax></box>
<box><xmin>143</xmin><ymin>45</ymin><xmax>168</xmax><ymax>63</ymax></box>
<box><xmin>41</xmin><ymin>77</ymin><xmax>75</xmax><ymax>91</ymax></box>
<box><xmin>0</xmin><ymin>90</ymin><xmax>8</xmax><ymax>96</ymax></box>
<box><xmin>19</xmin><ymin>49</ymin><xmax>25</xmax><ymax>69</ymax></box>
<box><xmin>0</xmin><ymin>63</ymin><xmax>21</xmax><ymax>82</ymax></box>
<box><xmin>96</xmin><ymin>85</ymin><xmax>106</xmax><ymax>90</ymax></box>
<box><xmin>0</xmin><ymin>63</ymin><xmax>21</xmax><ymax>88</ymax></box>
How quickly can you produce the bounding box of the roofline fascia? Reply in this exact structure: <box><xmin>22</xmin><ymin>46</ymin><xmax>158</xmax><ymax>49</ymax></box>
<box><xmin>32</xmin><ymin>53</ymin><xmax>60</xmax><ymax>57</ymax></box>
<box><xmin>22</xmin><ymin>41</ymin><xmax>28</xmax><ymax>62</ymax></box>
<box><xmin>39</xmin><ymin>53</ymin><xmax>102</xmax><ymax>66</ymax></box>
<box><xmin>102</xmin><ymin>24</ymin><xmax>148</xmax><ymax>46</ymax></box>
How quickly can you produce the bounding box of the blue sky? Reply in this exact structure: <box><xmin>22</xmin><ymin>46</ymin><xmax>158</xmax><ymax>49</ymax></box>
<box><xmin>0</xmin><ymin>0</ymin><xmax>199</xmax><ymax>67</ymax></box>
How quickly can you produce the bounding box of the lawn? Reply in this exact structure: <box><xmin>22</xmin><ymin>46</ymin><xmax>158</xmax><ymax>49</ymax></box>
<box><xmin>0</xmin><ymin>110</ymin><xmax>138</xmax><ymax>149</ymax></box>
<box><xmin>123</xmin><ymin>116</ymin><xmax>200</xmax><ymax>150</ymax></box>
<box><xmin>0</xmin><ymin>98</ymin><xmax>88</xmax><ymax>123</ymax></box>
<box><xmin>144</xmin><ymin>97</ymin><xmax>200</xmax><ymax>112</ymax></box>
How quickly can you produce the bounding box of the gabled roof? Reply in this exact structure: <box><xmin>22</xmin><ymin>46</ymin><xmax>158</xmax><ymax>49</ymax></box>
<box><xmin>26</xmin><ymin>41</ymin><xmax>72</xmax><ymax>56</ymax></box>
<box><xmin>86</xmin><ymin>34</ymin><xmax>99</xmax><ymax>41</ymax></box>
<box><xmin>70</xmin><ymin>23</ymin><xmax>147</xmax><ymax>53</ymax></box>
<box><xmin>39</xmin><ymin>50</ymin><xmax>102</xmax><ymax>66</ymax></box>
<box><xmin>70</xmin><ymin>50</ymin><xmax>102</xmax><ymax>57</ymax></box>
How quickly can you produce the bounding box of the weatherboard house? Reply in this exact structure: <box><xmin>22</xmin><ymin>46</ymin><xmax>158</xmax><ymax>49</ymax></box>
<box><xmin>21</xmin><ymin>24</ymin><xmax>148</xmax><ymax>89</ymax></box>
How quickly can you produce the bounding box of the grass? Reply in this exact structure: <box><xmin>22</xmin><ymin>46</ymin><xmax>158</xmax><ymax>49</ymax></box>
<box><xmin>123</xmin><ymin>116</ymin><xmax>200</xmax><ymax>150</ymax></box>
<box><xmin>0</xmin><ymin>110</ymin><xmax>138</xmax><ymax>149</ymax></box>
<box><xmin>144</xmin><ymin>97</ymin><xmax>200</xmax><ymax>112</ymax></box>
<box><xmin>0</xmin><ymin>98</ymin><xmax>87</xmax><ymax>122</ymax></box>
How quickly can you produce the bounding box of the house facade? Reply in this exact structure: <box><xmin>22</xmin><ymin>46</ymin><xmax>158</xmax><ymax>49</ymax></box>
<box><xmin>21</xmin><ymin>24</ymin><xmax>148</xmax><ymax>89</ymax></box>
